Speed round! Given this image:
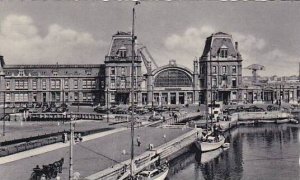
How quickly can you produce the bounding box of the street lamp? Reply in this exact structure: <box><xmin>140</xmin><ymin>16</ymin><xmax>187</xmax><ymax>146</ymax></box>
<box><xmin>106</xmin><ymin>88</ymin><xmax>109</xmax><ymax>122</ymax></box>
<box><xmin>1</xmin><ymin>71</ymin><xmax>5</xmax><ymax>136</ymax></box>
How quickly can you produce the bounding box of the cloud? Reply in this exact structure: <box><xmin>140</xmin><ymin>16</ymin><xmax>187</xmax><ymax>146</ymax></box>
<box><xmin>161</xmin><ymin>25</ymin><xmax>298</xmax><ymax>76</ymax></box>
<box><xmin>0</xmin><ymin>14</ymin><xmax>108</xmax><ymax>64</ymax></box>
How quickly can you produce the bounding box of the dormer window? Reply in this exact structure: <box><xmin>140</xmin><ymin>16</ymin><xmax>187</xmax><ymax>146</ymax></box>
<box><xmin>19</xmin><ymin>70</ymin><xmax>25</xmax><ymax>76</ymax></box>
<box><xmin>119</xmin><ymin>46</ymin><xmax>127</xmax><ymax>58</ymax></box>
<box><xmin>220</xmin><ymin>49</ymin><xmax>228</xmax><ymax>58</ymax></box>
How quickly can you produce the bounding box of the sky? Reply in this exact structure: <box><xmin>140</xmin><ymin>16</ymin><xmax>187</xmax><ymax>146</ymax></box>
<box><xmin>0</xmin><ymin>1</ymin><xmax>300</xmax><ymax>76</ymax></box>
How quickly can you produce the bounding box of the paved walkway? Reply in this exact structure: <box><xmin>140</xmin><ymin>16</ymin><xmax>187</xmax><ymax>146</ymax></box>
<box><xmin>0</xmin><ymin>127</ymin><xmax>127</xmax><ymax>165</ymax></box>
<box><xmin>0</xmin><ymin>126</ymin><xmax>190</xmax><ymax>180</ymax></box>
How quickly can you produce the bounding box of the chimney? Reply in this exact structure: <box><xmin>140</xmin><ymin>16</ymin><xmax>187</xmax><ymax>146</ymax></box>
<box><xmin>299</xmin><ymin>62</ymin><xmax>300</xmax><ymax>81</ymax></box>
<box><xmin>235</xmin><ymin>42</ymin><xmax>238</xmax><ymax>51</ymax></box>
<box><xmin>0</xmin><ymin>55</ymin><xmax>4</xmax><ymax>69</ymax></box>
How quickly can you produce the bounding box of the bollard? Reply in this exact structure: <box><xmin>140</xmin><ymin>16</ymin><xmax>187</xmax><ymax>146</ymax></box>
<box><xmin>122</xmin><ymin>149</ymin><xmax>126</xmax><ymax>155</ymax></box>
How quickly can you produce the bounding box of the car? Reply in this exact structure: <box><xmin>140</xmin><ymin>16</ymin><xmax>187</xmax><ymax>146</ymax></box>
<box><xmin>94</xmin><ymin>106</ymin><xmax>108</xmax><ymax>113</ymax></box>
<box><xmin>57</xmin><ymin>107</ymin><xmax>68</xmax><ymax>113</ymax></box>
<box><xmin>148</xmin><ymin>114</ymin><xmax>164</xmax><ymax>122</ymax></box>
<box><xmin>28</xmin><ymin>108</ymin><xmax>38</xmax><ymax>113</ymax></box>
<box><xmin>17</xmin><ymin>107</ymin><xmax>29</xmax><ymax>113</ymax></box>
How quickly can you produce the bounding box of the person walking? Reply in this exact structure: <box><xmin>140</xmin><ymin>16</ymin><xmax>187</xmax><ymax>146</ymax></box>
<box><xmin>137</xmin><ymin>135</ymin><xmax>141</xmax><ymax>147</ymax></box>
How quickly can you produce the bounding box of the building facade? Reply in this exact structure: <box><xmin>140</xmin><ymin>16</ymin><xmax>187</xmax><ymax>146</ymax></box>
<box><xmin>199</xmin><ymin>32</ymin><xmax>243</xmax><ymax>105</ymax></box>
<box><xmin>0</xmin><ymin>56</ymin><xmax>105</xmax><ymax>106</ymax></box>
<box><xmin>1</xmin><ymin>31</ymin><xmax>298</xmax><ymax>107</ymax></box>
<box><xmin>104</xmin><ymin>32</ymin><xmax>143</xmax><ymax>107</ymax></box>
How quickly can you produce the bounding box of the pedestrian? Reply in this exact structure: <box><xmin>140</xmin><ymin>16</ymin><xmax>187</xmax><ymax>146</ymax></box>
<box><xmin>62</xmin><ymin>133</ymin><xmax>65</xmax><ymax>143</ymax></box>
<box><xmin>137</xmin><ymin>135</ymin><xmax>141</xmax><ymax>147</ymax></box>
<box><xmin>163</xmin><ymin>134</ymin><xmax>167</xmax><ymax>142</ymax></box>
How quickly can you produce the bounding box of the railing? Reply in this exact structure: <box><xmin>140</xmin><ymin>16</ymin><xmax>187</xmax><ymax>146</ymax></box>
<box><xmin>29</xmin><ymin>113</ymin><xmax>103</xmax><ymax>121</ymax></box>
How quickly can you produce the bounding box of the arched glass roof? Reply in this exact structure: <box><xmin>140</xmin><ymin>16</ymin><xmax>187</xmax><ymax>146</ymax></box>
<box><xmin>154</xmin><ymin>69</ymin><xmax>192</xmax><ymax>87</ymax></box>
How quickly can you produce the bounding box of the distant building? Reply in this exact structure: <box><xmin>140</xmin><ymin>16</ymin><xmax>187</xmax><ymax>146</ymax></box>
<box><xmin>0</xmin><ymin>56</ymin><xmax>105</xmax><ymax>106</ymax></box>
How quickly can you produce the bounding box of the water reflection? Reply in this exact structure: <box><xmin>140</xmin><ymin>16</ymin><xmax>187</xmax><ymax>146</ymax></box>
<box><xmin>168</xmin><ymin>124</ymin><xmax>300</xmax><ymax>180</ymax></box>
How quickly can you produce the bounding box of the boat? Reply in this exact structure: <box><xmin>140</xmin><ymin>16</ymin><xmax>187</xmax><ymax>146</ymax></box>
<box><xmin>195</xmin><ymin>134</ymin><xmax>225</xmax><ymax>152</ymax></box>
<box><xmin>136</xmin><ymin>164</ymin><xmax>169</xmax><ymax>180</ymax></box>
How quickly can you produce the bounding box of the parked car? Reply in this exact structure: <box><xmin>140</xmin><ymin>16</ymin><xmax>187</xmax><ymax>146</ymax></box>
<box><xmin>17</xmin><ymin>107</ymin><xmax>29</xmax><ymax>113</ymax></box>
<box><xmin>94</xmin><ymin>106</ymin><xmax>109</xmax><ymax>113</ymax></box>
<box><xmin>148</xmin><ymin>114</ymin><xmax>164</xmax><ymax>122</ymax></box>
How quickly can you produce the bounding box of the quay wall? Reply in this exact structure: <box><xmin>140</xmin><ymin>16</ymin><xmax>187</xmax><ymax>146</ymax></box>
<box><xmin>85</xmin><ymin>128</ymin><xmax>200</xmax><ymax>180</ymax></box>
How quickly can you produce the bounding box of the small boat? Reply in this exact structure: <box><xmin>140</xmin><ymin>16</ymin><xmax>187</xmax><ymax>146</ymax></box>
<box><xmin>195</xmin><ymin>134</ymin><xmax>225</xmax><ymax>152</ymax></box>
<box><xmin>136</xmin><ymin>164</ymin><xmax>169</xmax><ymax>180</ymax></box>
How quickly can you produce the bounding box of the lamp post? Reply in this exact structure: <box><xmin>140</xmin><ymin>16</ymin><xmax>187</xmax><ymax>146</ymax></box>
<box><xmin>106</xmin><ymin>88</ymin><xmax>109</xmax><ymax>122</ymax></box>
<box><xmin>2</xmin><ymin>87</ymin><xmax>5</xmax><ymax>136</ymax></box>
<box><xmin>1</xmin><ymin>72</ymin><xmax>5</xmax><ymax>136</ymax></box>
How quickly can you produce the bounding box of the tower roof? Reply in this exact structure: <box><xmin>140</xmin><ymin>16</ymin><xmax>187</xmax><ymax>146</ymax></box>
<box><xmin>201</xmin><ymin>32</ymin><xmax>238</xmax><ymax>58</ymax></box>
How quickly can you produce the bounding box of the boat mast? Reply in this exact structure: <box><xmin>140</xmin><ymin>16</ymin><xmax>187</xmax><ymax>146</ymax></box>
<box><xmin>69</xmin><ymin>117</ymin><xmax>74</xmax><ymax>180</ymax></box>
<box><xmin>130</xmin><ymin>3</ymin><xmax>136</xmax><ymax>178</ymax></box>
<box><xmin>209</xmin><ymin>47</ymin><xmax>213</xmax><ymax>128</ymax></box>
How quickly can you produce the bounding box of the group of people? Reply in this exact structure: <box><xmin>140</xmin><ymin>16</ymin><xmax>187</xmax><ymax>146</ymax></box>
<box><xmin>31</xmin><ymin>158</ymin><xmax>64</xmax><ymax>180</ymax></box>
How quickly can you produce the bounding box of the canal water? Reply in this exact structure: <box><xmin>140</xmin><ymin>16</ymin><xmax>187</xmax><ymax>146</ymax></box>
<box><xmin>167</xmin><ymin>124</ymin><xmax>300</xmax><ymax>180</ymax></box>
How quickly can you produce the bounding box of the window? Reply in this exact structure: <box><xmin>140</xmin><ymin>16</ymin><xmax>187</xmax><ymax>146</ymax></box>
<box><xmin>19</xmin><ymin>70</ymin><xmax>24</xmax><ymax>76</ymax></box>
<box><xmin>64</xmin><ymin>79</ymin><xmax>69</xmax><ymax>89</ymax></box>
<box><xmin>32</xmin><ymin>80</ymin><xmax>37</xmax><ymax>90</ymax></box>
<box><xmin>51</xmin><ymin>80</ymin><xmax>61</xmax><ymax>89</ymax></box>
<box><xmin>212</xmin><ymin>66</ymin><xmax>217</xmax><ymax>74</ymax></box>
<box><xmin>55</xmin><ymin>80</ymin><xmax>60</xmax><ymax>89</ymax></box>
<box><xmin>92</xmin><ymin>80</ymin><xmax>96</xmax><ymax>88</ymax></box>
<box><xmin>83</xmin><ymin>80</ymin><xmax>87</xmax><ymax>89</ymax></box>
<box><xmin>222</xmin><ymin>66</ymin><xmax>227</xmax><ymax>74</ymax></box>
<box><xmin>15</xmin><ymin>80</ymin><xmax>28</xmax><ymax>90</ymax></box>
<box><xmin>111</xmin><ymin>78</ymin><xmax>115</xmax><ymax>88</ymax></box>
<box><xmin>87</xmin><ymin>80</ymin><xmax>92</xmax><ymax>89</ymax></box>
<box><xmin>212</xmin><ymin>77</ymin><xmax>217</xmax><ymax>87</ymax></box>
<box><xmin>232</xmin><ymin>77</ymin><xmax>237</xmax><ymax>88</ymax></box>
<box><xmin>74</xmin><ymin>80</ymin><xmax>78</xmax><ymax>89</ymax></box>
<box><xmin>100</xmin><ymin>80</ymin><xmax>104</xmax><ymax>88</ymax></box>
<box><xmin>42</xmin><ymin>80</ymin><xmax>47</xmax><ymax>90</ymax></box>
<box><xmin>120</xmin><ymin>77</ymin><xmax>126</xmax><ymax>88</ymax></box>
<box><xmin>14</xmin><ymin>93</ymin><xmax>28</xmax><ymax>102</ymax></box>
<box><xmin>232</xmin><ymin>66</ymin><xmax>237</xmax><ymax>74</ymax></box>
<box><xmin>51</xmin><ymin>80</ymin><xmax>55</xmax><ymax>89</ymax></box>
<box><xmin>74</xmin><ymin>92</ymin><xmax>78</xmax><ymax>101</ymax></box>
<box><xmin>220</xmin><ymin>49</ymin><xmax>228</xmax><ymax>58</ymax></box>
<box><xmin>121</xmin><ymin>67</ymin><xmax>125</xmax><ymax>75</ymax></box>
<box><xmin>6</xmin><ymin>81</ymin><xmax>10</xmax><ymax>90</ymax></box>
<box><xmin>53</xmin><ymin>71</ymin><xmax>58</xmax><ymax>76</ymax></box>
<box><xmin>111</xmin><ymin>93</ymin><xmax>115</xmax><ymax>102</ymax></box>
<box><xmin>232</xmin><ymin>92</ymin><xmax>237</xmax><ymax>100</ymax></box>
<box><xmin>110</xmin><ymin>67</ymin><xmax>115</xmax><ymax>75</ymax></box>
<box><xmin>83</xmin><ymin>93</ymin><xmax>87</xmax><ymax>101</ymax></box>
<box><xmin>5</xmin><ymin>93</ymin><xmax>10</xmax><ymax>102</ymax></box>
<box><xmin>24</xmin><ymin>81</ymin><xmax>28</xmax><ymax>89</ymax></box>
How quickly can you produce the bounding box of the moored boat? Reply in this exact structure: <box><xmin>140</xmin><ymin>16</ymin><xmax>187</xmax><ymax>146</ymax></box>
<box><xmin>136</xmin><ymin>164</ymin><xmax>169</xmax><ymax>180</ymax></box>
<box><xmin>195</xmin><ymin>134</ymin><xmax>225</xmax><ymax>152</ymax></box>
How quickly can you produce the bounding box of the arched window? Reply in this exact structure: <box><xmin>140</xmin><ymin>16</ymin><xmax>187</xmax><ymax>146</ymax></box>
<box><xmin>154</xmin><ymin>69</ymin><xmax>192</xmax><ymax>87</ymax></box>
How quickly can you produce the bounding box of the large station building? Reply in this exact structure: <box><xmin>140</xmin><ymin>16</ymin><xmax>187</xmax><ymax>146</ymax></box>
<box><xmin>0</xmin><ymin>31</ymin><xmax>299</xmax><ymax>107</ymax></box>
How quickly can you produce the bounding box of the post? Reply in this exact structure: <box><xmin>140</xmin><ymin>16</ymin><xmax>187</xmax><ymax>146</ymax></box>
<box><xmin>2</xmin><ymin>87</ymin><xmax>5</xmax><ymax>136</ymax></box>
<box><xmin>130</xmin><ymin>6</ymin><xmax>135</xmax><ymax>178</ymax></box>
<box><xmin>106</xmin><ymin>88</ymin><xmax>109</xmax><ymax>122</ymax></box>
<box><xmin>69</xmin><ymin>117</ymin><xmax>74</xmax><ymax>180</ymax></box>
